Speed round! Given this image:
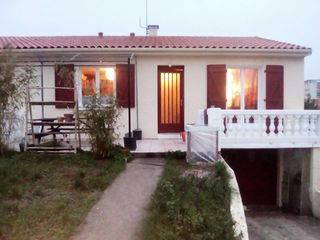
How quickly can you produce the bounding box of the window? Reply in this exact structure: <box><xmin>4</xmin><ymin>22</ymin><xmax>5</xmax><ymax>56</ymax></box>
<box><xmin>226</xmin><ymin>68</ymin><xmax>258</xmax><ymax>109</ymax></box>
<box><xmin>81</xmin><ymin>67</ymin><xmax>116</xmax><ymax>106</ymax></box>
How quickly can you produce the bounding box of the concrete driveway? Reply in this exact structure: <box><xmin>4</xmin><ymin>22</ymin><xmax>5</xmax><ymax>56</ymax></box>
<box><xmin>246</xmin><ymin>210</ymin><xmax>320</xmax><ymax>240</ymax></box>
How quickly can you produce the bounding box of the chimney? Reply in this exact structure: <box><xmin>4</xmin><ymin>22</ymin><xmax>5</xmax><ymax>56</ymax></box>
<box><xmin>130</xmin><ymin>32</ymin><xmax>135</xmax><ymax>37</ymax></box>
<box><xmin>98</xmin><ymin>32</ymin><xmax>103</xmax><ymax>37</ymax></box>
<box><xmin>146</xmin><ymin>25</ymin><xmax>159</xmax><ymax>36</ymax></box>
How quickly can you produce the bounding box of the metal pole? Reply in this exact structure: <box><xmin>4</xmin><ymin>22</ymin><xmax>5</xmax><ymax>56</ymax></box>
<box><xmin>146</xmin><ymin>0</ymin><xmax>148</xmax><ymax>26</ymax></box>
<box><xmin>135</xmin><ymin>56</ymin><xmax>139</xmax><ymax>130</ymax></box>
<box><xmin>128</xmin><ymin>57</ymin><xmax>132</xmax><ymax>138</ymax></box>
<box><xmin>40</xmin><ymin>62</ymin><xmax>44</xmax><ymax>118</ymax></box>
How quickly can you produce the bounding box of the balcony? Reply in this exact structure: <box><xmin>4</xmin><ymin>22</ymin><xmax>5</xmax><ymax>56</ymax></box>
<box><xmin>206</xmin><ymin>108</ymin><xmax>320</xmax><ymax>149</ymax></box>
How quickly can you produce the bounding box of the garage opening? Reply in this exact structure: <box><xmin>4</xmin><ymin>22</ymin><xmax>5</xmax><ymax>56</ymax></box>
<box><xmin>222</xmin><ymin>149</ymin><xmax>278</xmax><ymax>206</ymax></box>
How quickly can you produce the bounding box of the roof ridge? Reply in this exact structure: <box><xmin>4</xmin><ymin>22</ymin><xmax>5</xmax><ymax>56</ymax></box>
<box><xmin>0</xmin><ymin>35</ymin><xmax>312</xmax><ymax>53</ymax></box>
<box><xmin>0</xmin><ymin>35</ymin><xmax>258</xmax><ymax>38</ymax></box>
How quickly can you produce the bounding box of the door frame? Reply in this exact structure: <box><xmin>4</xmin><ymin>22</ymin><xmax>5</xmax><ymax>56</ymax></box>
<box><xmin>157</xmin><ymin>65</ymin><xmax>184</xmax><ymax>133</ymax></box>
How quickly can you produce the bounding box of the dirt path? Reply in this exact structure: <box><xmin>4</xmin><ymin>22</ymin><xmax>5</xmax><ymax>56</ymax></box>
<box><xmin>71</xmin><ymin>158</ymin><xmax>164</xmax><ymax>240</ymax></box>
<box><xmin>246</xmin><ymin>210</ymin><xmax>320</xmax><ymax>240</ymax></box>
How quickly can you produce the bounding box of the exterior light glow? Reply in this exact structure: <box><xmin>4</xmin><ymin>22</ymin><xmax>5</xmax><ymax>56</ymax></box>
<box><xmin>105</xmin><ymin>67</ymin><xmax>115</xmax><ymax>81</ymax></box>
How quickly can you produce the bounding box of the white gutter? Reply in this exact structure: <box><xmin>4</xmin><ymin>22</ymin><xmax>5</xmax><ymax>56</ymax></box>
<box><xmin>8</xmin><ymin>47</ymin><xmax>312</xmax><ymax>57</ymax></box>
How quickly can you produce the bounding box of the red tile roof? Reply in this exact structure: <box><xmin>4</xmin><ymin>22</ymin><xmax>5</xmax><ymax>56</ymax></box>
<box><xmin>0</xmin><ymin>36</ymin><xmax>310</xmax><ymax>52</ymax></box>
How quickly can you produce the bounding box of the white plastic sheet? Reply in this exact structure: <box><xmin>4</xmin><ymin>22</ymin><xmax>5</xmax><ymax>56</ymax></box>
<box><xmin>186</xmin><ymin>125</ymin><xmax>219</xmax><ymax>164</ymax></box>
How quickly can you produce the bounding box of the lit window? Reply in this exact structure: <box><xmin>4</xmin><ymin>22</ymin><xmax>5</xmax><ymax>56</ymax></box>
<box><xmin>226</xmin><ymin>68</ymin><xmax>258</xmax><ymax>109</ymax></box>
<box><xmin>227</xmin><ymin>69</ymin><xmax>241</xmax><ymax>109</ymax></box>
<box><xmin>100</xmin><ymin>68</ymin><xmax>115</xmax><ymax>98</ymax></box>
<box><xmin>81</xmin><ymin>67</ymin><xmax>116</xmax><ymax>106</ymax></box>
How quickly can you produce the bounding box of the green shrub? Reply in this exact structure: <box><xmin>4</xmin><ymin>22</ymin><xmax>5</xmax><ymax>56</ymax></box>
<box><xmin>82</xmin><ymin>95</ymin><xmax>121</xmax><ymax>160</ymax></box>
<box><xmin>142</xmin><ymin>159</ymin><xmax>236</xmax><ymax>240</ymax></box>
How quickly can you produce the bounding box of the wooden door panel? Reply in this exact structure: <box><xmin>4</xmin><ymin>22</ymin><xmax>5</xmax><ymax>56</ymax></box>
<box><xmin>158</xmin><ymin>66</ymin><xmax>184</xmax><ymax>133</ymax></box>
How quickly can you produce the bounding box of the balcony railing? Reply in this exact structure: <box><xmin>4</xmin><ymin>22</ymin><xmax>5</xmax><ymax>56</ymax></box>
<box><xmin>207</xmin><ymin>108</ymin><xmax>320</xmax><ymax>149</ymax></box>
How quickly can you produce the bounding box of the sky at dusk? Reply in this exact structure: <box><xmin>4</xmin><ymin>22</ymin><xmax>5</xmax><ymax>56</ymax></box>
<box><xmin>1</xmin><ymin>0</ymin><xmax>319</xmax><ymax>80</ymax></box>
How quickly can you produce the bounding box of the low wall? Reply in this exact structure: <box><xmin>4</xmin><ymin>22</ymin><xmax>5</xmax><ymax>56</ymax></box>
<box><xmin>222</xmin><ymin>158</ymin><xmax>249</xmax><ymax>240</ymax></box>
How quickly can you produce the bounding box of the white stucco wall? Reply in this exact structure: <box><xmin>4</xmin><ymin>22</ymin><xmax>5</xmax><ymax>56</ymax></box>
<box><xmin>136</xmin><ymin>54</ymin><xmax>305</xmax><ymax>138</ymax></box>
<box><xmin>10</xmin><ymin>53</ymin><xmax>305</xmax><ymax>149</ymax></box>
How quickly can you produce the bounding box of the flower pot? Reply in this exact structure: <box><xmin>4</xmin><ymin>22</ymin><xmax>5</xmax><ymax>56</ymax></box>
<box><xmin>124</xmin><ymin>136</ymin><xmax>137</xmax><ymax>151</ymax></box>
<box><xmin>133</xmin><ymin>129</ymin><xmax>142</xmax><ymax>140</ymax></box>
<box><xmin>180</xmin><ymin>131</ymin><xmax>186</xmax><ymax>142</ymax></box>
<box><xmin>64</xmin><ymin>113</ymin><xmax>74</xmax><ymax>122</ymax></box>
<box><xmin>57</xmin><ymin>117</ymin><xmax>64</xmax><ymax>123</ymax></box>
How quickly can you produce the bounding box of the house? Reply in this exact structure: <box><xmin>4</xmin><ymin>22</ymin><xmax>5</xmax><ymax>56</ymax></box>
<box><xmin>1</xmin><ymin>28</ymin><xmax>319</xmax><ymax>218</ymax></box>
<box><xmin>305</xmin><ymin>79</ymin><xmax>320</xmax><ymax>106</ymax></box>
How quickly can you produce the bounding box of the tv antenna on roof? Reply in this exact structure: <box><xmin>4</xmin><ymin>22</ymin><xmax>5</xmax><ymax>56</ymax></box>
<box><xmin>139</xmin><ymin>0</ymin><xmax>159</xmax><ymax>36</ymax></box>
<box><xmin>139</xmin><ymin>0</ymin><xmax>148</xmax><ymax>30</ymax></box>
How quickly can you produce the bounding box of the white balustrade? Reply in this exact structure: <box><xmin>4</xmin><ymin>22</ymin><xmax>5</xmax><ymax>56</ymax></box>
<box><xmin>207</xmin><ymin>108</ymin><xmax>320</xmax><ymax>149</ymax></box>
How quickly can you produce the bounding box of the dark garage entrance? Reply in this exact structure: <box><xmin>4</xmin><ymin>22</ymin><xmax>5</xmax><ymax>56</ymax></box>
<box><xmin>222</xmin><ymin>149</ymin><xmax>278</xmax><ymax>206</ymax></box>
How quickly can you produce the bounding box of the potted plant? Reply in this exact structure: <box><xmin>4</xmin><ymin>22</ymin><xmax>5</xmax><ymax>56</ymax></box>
<box><xmin>124</xmin><ymin>132</ymin><xmax>137</xmax><ymax>150</ymax></box>
<box><xmin>133</xmin><ymin>128</ymin><xmax>142</xmax><ymax>140</ymax></box>
<box><xmin>64</xmin><ymin>113</ymin><xmax>74</xmax><ymax>122</ymax></box>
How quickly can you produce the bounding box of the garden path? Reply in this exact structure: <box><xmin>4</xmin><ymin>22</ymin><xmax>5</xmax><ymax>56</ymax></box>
<box><xmin>71</xmin><ymin>158</ymin><xmax>164</xmax><ymax>240</ymax></box>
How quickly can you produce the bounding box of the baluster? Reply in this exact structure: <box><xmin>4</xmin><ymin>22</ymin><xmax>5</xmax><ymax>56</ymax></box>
<box><xmin>301</xmin><ymin>114</ymin><xmax>309</xmax><ymax>136</ymax></box>
<box><xmin>309</xmin><ymin>114</ymin><xmax>316</xmax><ymax>137</ymax></box>
<box><xmin>229</xmin><ymin>115</ymin><xmax>236</xmax><ymax>137</ymax></box>
<box><xmin>220</xmin><ymin>114</ymin><xmax>225</xmax><ymax>136</ymax></box>
<box><xmin>315</xmin><ymin>115</ymin><xmax>320</xmax><ymax>136</ymax></box>
<box><xmin>253</xmin><ymin>114</ymin><xmax>260</xmax><ymax>137</ymax></box>
<box><xmin>294</xmin><ymin>115</ymin><xmax>301</xmax><ymax>136</ymax></box>
<box><xmin>277</xmin><ymin>114</ymin><xmax>284</xmax><ymax>137</ymax></box>
<box><xmin>244</xmin><ymin>114</ymin><xmax>251</xmax><ymax>138</ymax></box>
<box><xmin>234</xmin><ymin>115</ymin><xmax>241</xmax><ymax>138</ymax></box>
<box><xmin>269</xmin><ymin>114</ymin><xmax>276</xmax><ymax>136</ymax></box>
<box><xmin>225</xmin><ymin>115</ymin><xmax>231</xmax><ymax>137</ymax></box>
<box><xmin>262</xmin><ymin>115</ymin><xmax>268</xmax><ymax>136</ymax></box>
<box><xmin>285</xmin><ymin>115</ymin><xmax>292</xmax><ymax>136</ymax></box>
<box><xmin>239</xmin><ymin>114</ymin><xmax>245</xmax><ymax>138</ymax></box>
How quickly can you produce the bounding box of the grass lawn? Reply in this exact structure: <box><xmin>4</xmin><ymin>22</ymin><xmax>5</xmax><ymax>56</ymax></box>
<box><xmin>142</xmin><ymin>158</ymin><xmax>237</xmax><ymax>240</ymax></box>
<box><xmin>0</xmin><ymin>150</ymin><xmax>128</xmax><ymax>240</ymax></box>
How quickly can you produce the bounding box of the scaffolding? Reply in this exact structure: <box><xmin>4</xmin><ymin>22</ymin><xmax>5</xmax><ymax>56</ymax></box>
<box><xmin>24</xmin><ymin>85</ymin><xmax>82</xmax><ymax>153</ymax></box>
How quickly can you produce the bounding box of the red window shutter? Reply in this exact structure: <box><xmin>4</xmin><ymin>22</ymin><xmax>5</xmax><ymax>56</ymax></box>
<box><xmin>266</xmin><ymin>65</ymin><xmax>284</xmax><ymax>109</ymax></box>
<box><xmin>116</xmin><ymin>64</ymin><xmax>135</xmax><ymax>108</ymax></box>
<box><xmin>55</xmin><ymin>64</ymin><xmax>75</xmax><ymax>108</ymax></box>
<box><xmin>207</xmin><ymin>65</ymin><xmax>227</xmax><ymax>109</ymax></box>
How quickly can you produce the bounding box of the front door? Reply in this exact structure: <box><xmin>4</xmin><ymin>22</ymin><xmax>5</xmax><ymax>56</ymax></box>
<box><xmin>158</xmin><ymin>66</ymin><xmax>184</xmax><ymax>133</ymax></box>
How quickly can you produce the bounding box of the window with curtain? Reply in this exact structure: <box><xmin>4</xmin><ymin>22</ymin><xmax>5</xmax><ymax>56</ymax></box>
<box><xmin>81</xmin><ymin>67</ymin><xmax>116</xmax><ymax>106</ymax></box>
<box><xmin>226</xmin><ymin>68</ymin><xmax>258</xmax><ymax>109</ymax></box>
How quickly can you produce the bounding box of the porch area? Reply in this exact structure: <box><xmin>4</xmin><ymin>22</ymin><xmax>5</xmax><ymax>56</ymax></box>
<box><xmin>207</xmin><ymin>108</ymin><xmax>320</xmax><ymax>149</ymax></box>
<box><xmin>130</xmin><ymin>108</ymin><xmax>320</xmax><ymax>154</ymax></box>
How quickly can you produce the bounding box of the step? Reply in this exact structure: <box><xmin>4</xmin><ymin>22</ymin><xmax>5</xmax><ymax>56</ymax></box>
<box><xmin>30</xmin><ymin>101</ymin><xmax>75</xmax><ymax>106</ymax></box>
<box><xmin>27</xmin><ymin>146</ymin><xmax>75</xmax><ymax>151</ymax></box>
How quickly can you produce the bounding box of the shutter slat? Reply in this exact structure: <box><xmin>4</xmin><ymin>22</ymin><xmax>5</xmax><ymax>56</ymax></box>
<box><xmin>116</xmin><ymin>64</ymin><xmax>135</xmax><ymax>108</ymax></box>
<box><xmin>266</xmin><ymin>65</ymin><xmax>284</xmax><ymax>109</ymax></box>
<box><xmin>55</xmin><ymin>64</ymin><xmax>75</xmax><ymax>108</ymax></box>
<box><xmin>207</xmin><ymin>65</ymin><xmax>227</xmax><ymax>109</ymax></box>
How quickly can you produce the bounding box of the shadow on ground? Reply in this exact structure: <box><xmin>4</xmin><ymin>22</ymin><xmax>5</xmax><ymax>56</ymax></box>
<box><xmin>246</xmin><ymin>210</ymin><xmax>320</xmax><ymax>240</ymax></box>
